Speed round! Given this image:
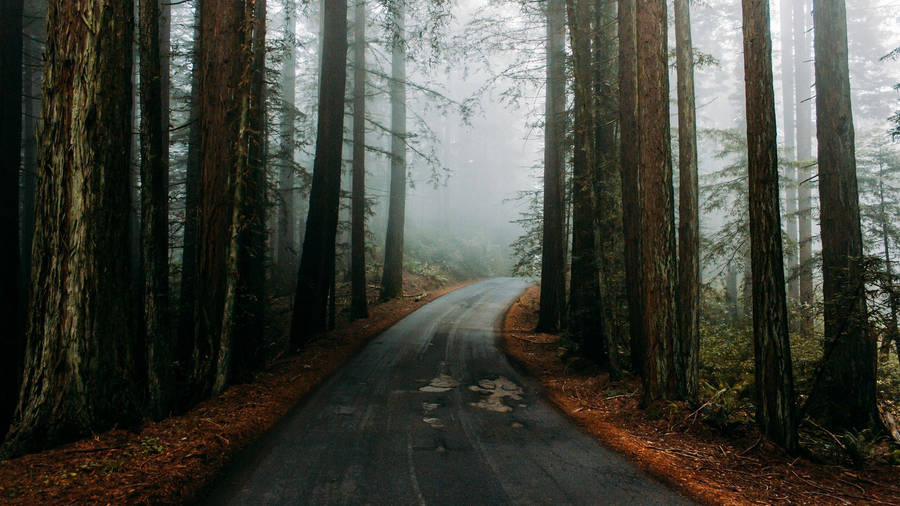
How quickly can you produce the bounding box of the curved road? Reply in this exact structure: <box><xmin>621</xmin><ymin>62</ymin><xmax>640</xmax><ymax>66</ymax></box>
<box><xmin>206</xmin><ymin>278</ymin><xmax>688</xmax><ymax>505</ymax></box>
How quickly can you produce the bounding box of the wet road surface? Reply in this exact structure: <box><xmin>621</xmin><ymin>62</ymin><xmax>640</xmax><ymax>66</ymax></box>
<box><xmin>206</xmin><ymin>278</ymin><xmax>689</xmax><ymax>505</ymax></box>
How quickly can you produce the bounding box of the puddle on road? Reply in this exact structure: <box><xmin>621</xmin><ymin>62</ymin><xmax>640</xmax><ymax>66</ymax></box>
<box><xmin>418</xmin><ymin>374</ymin><xmax>460</xmax><ymax>393</ymax></box>
<box><xmin>468</xmin><ymin>376</ymin><xmax>525</xmax><ymax>413</ymax></box>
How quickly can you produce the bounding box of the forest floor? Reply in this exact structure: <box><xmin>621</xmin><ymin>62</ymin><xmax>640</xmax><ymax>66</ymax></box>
<box><xmin>0</xmin><ymin>274</ymin><xmax>470</xmax><ymax>505</ymax></box>
<box><xmin>502</xmin><ymin>285</ymin><xmax>900</xmax><ymax>506</ymax></box>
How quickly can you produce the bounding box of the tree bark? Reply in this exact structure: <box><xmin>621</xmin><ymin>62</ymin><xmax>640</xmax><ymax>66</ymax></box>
<box><xmin>381</xmin><ymin>3</ymin><xmax>407</xmax><ymax>301</ymax></box>
<box><xmin>780</xmin><ymin>0</ymin><xmax>799</xmax><ymax>302</ymax></box>
<box><xmin>351</xmin><ymin>0</ymin><xmax>369</xmax><ymax>319</ymax></box>
<box><xmin>178</xmin><ymin>1</ymin><xmax>202</xmax><ymax>401</ymax></box>
<box><xmin>794</xmin><ymin>0</ymin><xmax>814</xmax><ymax>323</ymax></box>
<box><xmin>276</xmin><ymin>0</ymin><xmax>297</xmax><ymax>293</ymax></box>
<box><xmin>140</xmin><ymin>0</ymin><xmax>172</xmax><ymax>419</ymax></box>
<box><xmin>635</xmin><ymin>0</ymin><xmax>677</xmax><ymax>403</ymax></box>
<box><xmin>566</xmin><ymin>0</ymin><xmax>606</xmax><ymax>366</ymax></box>
<box><xmin>0</xmin><ymin>0</ymin><xmax>23</xmax><ymax>436</ymax></box>
<box><xmin>741</xmin><ymin>0</ymin><xmax>799</xmax><ymax>453</ymax></box>
<box><xmin>192</xmin><ymin>0</ymin><xmax>245</xmax><ymax>399</ymax></box>
<box><xmin>806</xmin><ymin>0</ymin><xmax>879</xmax><ymax>431</ymax></box>
<box><xmin>2</xmin><ymin>0</ymin><xmax>139</xmax><ymax>457</ymax></box>
<box><xmin>537</xmin><ymin>0</ymin><xmax>568</xmax><ymax>333</ymax></box>
<box><xmin>617</xmin><ymin>0</ymin><xmax>644</xmax><ymax>373</ymax></box>
<box><xmin>289</xmin><ymin>0</ymin><xmax>348</xmax><ymax>348</ymax></box>
<box><xmin>674</xmin><ymin>0</ymin><xmax>699</xmax><ymax>401</ymax></box>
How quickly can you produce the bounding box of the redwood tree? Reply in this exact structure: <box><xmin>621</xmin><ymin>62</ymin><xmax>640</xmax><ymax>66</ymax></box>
<box><xmin>381</xmin><ymin>2</ymin><xmax>408</xmax><ymax>301</ymax></box>
<box><xmin>537</xmin><ymin>0</ymin><xmax>568</xmax><ymax>333</ymax></box>
<box><xmin>741</xmin><ymin>0</ymin><xmax>798</xmax><ymax>453</ymax></box>
<box><xmin>140</xmin><ymin>0</ymin><xmax>173</xmax><ymax>419</ymax></box>
<box><xmin>351</xmin><ymin>0</ymin><xmax>369</xmax><ymax>319</ymax></box>
<box><xmin>290</xmin><ymin>0</ymin><xmax>349</xmax><ymax>348</ymax></box>
<box><xmin>674</xmin><ymin>0</ymin><xmax>700</xmax><ymax>400</ymax></box>
<box><xmin>618</xmin><ymin>0</ymin><xmax>644</xmax><ymax>373</ymax></box>
<box><xmin>2</xmin><ymin>0</ymin><xmax>139</xmax><ymax>457</ymax></box>
<box><xmin>806</xmin><ymin>0</ymin><xmax>879</xmax><ymax>431</ymax></box>
<box><xmin>636</xmin><ymin>0</ymin><xmax>678</xmax><ymax>403</ymax></box>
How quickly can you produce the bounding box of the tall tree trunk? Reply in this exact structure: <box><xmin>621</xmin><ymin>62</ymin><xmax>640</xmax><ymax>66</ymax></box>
<box><xmin>178</xmin><ymin>2</ymin><xmax>202</xmax><ymax>400</ymax></box>
<box><xmin>381</xmin><ymin>3</ymin><xmax>407</xmax><ymax>301</ymax></box>
<box><xmin>566</xmin><ymin>0</ymin><xmax>605</xmax><ymax>366</ymax></box>
<box><xmin>726</xmin><ymin>262</ymin><xmax>739</xmax><ymax>321</ymax></box>
<box><xmin>635</xmin><ymin>0</ymin><xmax>677</xmax><ymax>403</ymax></box>
<box><xmin>805</xmin><ymin>0</ymin><xmax>878</xmax><ymax>432</ymax></box>
<box><xmin>192</xmin><ymin>0</ymin><xmax>245</xmax><ymax>399</ymax></box>
<box><xmin>618</xmin><ymin>0</ymin><xmax>643</xmax><ymax>373</ymax></box>
<box><xmin>794</xmin><ymin>0</ymin><xmax>814</xmax><ymax>323</ymax></box>
<box><xmin>219</xmin><ymin>0</ymin><xmax>267</xmax><ymax>392</ymax></box>
<box><xmin>277</xmin><ymin>0</ymin><xmax>297</xmax><ymax>293</ymax></box>
<box><xmin>140</xmin><ymin>0</ymin><xmax>172</xmax><ymax>419</ymax></box>
<box><xmin>2</xmin><ymin>0</ymin><xmax>139</xmax><ymax>457</ymax></box>
<box><xmin>0</xmin><ymin>0</ymin><xmax>23</xmax><ymax>437</ymax></box>
<box><xmin>594</xmin><ymin>0</ymin><xmax>621</xmax><ymax>376</ymax></box>
<box><xmin>350</xmin><ymin>0</ymin><xmax>369</xmax><ymax>319</ymax></box>
<box><xmin>537</xmin><ymin>0</ymin><xmax>567</xmax><ymax>333</ymax></box>
<box><xmin>674</xmin><ymin>0</ymin><xmax>699</xmax><ymax>401</ymax></box>
<box><xmin>741</xmin><ymin>0</ymin><xmax>798</xmax><ymax>453</ymax></box>
<box><xmin>780</xmin><ymin>0</ymin><xmax>799</xmax><ymax>302</ymax></box>
<box><xmin>289</xmin><ymin>0</ymin><xmax>348</xmax><ymax>348</ymax></box>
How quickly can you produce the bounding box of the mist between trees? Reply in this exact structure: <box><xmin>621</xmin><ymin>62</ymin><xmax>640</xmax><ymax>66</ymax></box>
<box><xmin>1</xmin><ymin>0</ymin><xmax>900</xmax><ymax>467</ymax></box>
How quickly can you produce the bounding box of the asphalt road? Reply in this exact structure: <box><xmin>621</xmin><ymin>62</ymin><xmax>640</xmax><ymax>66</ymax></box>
<box><xmin>206</xmin><ymin>278</ymin><xmax>689</xmax><ymax>505</ymax></box>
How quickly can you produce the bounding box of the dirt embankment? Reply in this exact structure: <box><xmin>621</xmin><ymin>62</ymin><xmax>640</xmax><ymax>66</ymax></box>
<box><xmin>502</xmin><ymin>285</ymin><xmax>900</xmax><ymax>506</ymax></box>
<box><xmin>0</xmin><ymin>276</ymin><xmax>470</xmax><ymax>505</ymax></box>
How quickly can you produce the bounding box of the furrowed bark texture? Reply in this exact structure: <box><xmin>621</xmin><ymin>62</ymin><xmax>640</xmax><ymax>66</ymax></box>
<box><xmin>381</xmin><ymin>3</ymin><xmax>407</xmax><ymax>301</ymax></box>
<box><xmin>566</xmin><ymin>0</ymin><xmax>606</xmax><ymax>366</ymax></box>
<box><xmin>140</xmin><ymin>0</ymin><xmax>172</xmax><ymax>419</ymax></box>
<box><xmin>351</xmin><ymin>0</ymin><xmax>369</xmax><ymax>319</ymax></box>
<box><xmin>617</xmin><ymin>0</ymin><xmax>644</xmax><ymax>373</ymax></box>
<box><xmin>2</xmin><ymin>0</ymin><xmax>139</xmax><ymax>458</ymax></box>
<box><xmin>193</xmin><ymin>0</ymin><xmax>244</xmax><ymax>400</ymax></box>
<box><xmin>635</xmin><ymin>0</ymin><xmax>677</xmax><ymax>402</ymax></box>
<box><xmin>290</xmin><ymin>0</ymin><xmax>348</xmax><ymax>348</ymax></box>
<box><xmin>674</xmin><ymin>0</ymin><xmax>700</xmax><ymax>400</ymax></box>
<box><xmin>538</xmin><ymin>0</ymin><xmax>568</xmax><ymax>333</ymax></box>
<box><xmin>741</xmin><ymin>0</ymin><xmax>798</xmax><ymax>453</ymax></box>
<box><xmin>0</xmin><ymin>0</ymin><xmax>24</xmax><ymax>436</ymax></box>
<box><xmin>806</xmin><ymin>0</ymin><xmax>879</xmax><ymax>431</ymax></box>
<box><xmin>594</xmin><ymin>0</ymin><xmax>622</xmax><ymax>376</ymax></box>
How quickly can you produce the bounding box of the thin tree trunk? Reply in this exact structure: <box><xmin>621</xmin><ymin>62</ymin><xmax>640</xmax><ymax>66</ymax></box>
<box><xmin>193</xmin><ymin>0</ymin><xmax>245</xmax><ymax>399</ymax></box>
<box><xmin>0</xmin><ymin>0</ymin><xmax>24</xmax><ymax>436</ymax></box>
<box><xmin>2</xmin><ymin>0</ymin><xmax>139</xmax><ymax>457</ymax></box>
<box><xmin>289</xmin><ymin>0</ymin><xmax>348</xmax><ymax>348</ymax></box>
<box><xmin>674</xmin><ymin>0</ymin><xmax>700</xmax><ymax>401</ymax></box>
<box><xmin>537</xmin><ymin>0</ymin><xmax>568</xmax><ymax>333</ymax></box>
<box><xmin>140</xmin><ymin>0</ymin><xmax>172</xmax><ymax>419</ymax></box>
<box><xmin>636</xmin><ymin>0</ymin><xmax>677</xmax><ymax>403</ymax></box>
<box><xmin>806</xmin><ymin>0</ymin><xmax>878</xmax><ymax>431</ymax></box>
<box><xmin>741</xmin><ymin>0</ymin><xmax>798</xmax><ymax>453</ymax></box>
<box><xmin>795</xmin><ymin>0</ymin><xmax>814</xmax><ymax>323</ymax></box>
<box><xmin>726</xmin><ymin>262</ymin><xmax>739</xmax><ymax>321</ymax></box>
<box><xmin>618</xmin><ymin>0</ymin><xmax>643</xmax><ymax>373</ymax></box>
<box><xmin>780</xmin><ymin>0</ymin><xmax>799</xmax><ymax>302</ymax></box>
<box><xmin>878</xmin><ymin>175</ymin><xmax>900</xmax><ymax>364</ymax></box>
<box><xmin>351</xmin><ymin>0</ymin><xmax>369</xmax><ymax>319</ymax></box>
<box><xmin>381</xmin><ymin>3</ymin><xmax>407</xmax><ymax>301</ymax></box>
<box><xmin>277</xmin><ymin>0</ymin><xmax>297</xmax><ymax>292</ymax></box>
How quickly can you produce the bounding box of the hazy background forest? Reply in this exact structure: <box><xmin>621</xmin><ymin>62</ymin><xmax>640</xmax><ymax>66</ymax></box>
<box><xmin>3</xmin><ymin>0</ymin><xmax>900</xmax><ymax>484</ymax></box>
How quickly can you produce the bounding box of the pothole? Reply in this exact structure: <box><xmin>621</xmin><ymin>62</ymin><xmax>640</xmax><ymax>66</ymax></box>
<box><xmin>468</xmin><ymin>376</ymin><xmax>524</xmax><ymax>413</ymax></box>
